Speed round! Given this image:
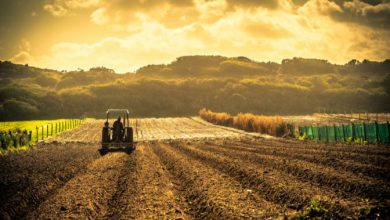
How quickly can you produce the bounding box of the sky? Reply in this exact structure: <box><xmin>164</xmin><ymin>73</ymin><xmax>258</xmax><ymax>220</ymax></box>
<box><xmin>0</xmin><ymin>0</ymin><xmax>389</xmax><ymax>73</ymax></box>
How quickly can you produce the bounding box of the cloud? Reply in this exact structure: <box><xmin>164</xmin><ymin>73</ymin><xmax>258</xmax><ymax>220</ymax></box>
<box><xmin>342</xmin><ymin>0</ymin><xmax>390</xmax><ymax>28</ymax></box>
<box><xmin>298</xmin><ymin>0</ymin><xmax>342</xmax><ymax>15</ymax></box>
<box><xmin>226</xmin><ymin>0</ymin><xmax>280</xmax><ymax>9</ymax></box>
<box><xmin>43</xmin><ymin>4</ymin><xmax>68</xmax><ymax>17</ymax></box>
<box><xmin>33</xmin><ymin>3</ymin><xmax>390</xmax><ymax>73</ymax></box>
<box><xmin>10</xmin><ymin>51</ymin><xmax>34</xmax><ymax>64</ymax></box>
<box><xmin>4</xmin><ymin>0</ymin><xmax>386</xmax><ymax>72</ymax></box>
<box><xmin>10</xmin><ymin>39</ymin><xmax>33</xmax><ymax>64</ymax></box>
<box><xmin>301</xmin><ymin>0</ymin><xmax>390</xmax><ymax>29</ymax></box>
<box><xmin>91</xmin><ymin>7</ymin><xmax>109</xmax><ymax>25</ymax></box>
<box><xmin>37</xmin><ymin>23</ymin><xmax>208</xmax><ymax>72</ymax></box>
<box><xmin>195</xmin><ymin>0</ymin><xmax>228</xmax><ymax>23</ymax></box>
<box><xmin>44</xmin><ymin>0</ymin><xmax>100</xmax><ymax>16</ymax></box>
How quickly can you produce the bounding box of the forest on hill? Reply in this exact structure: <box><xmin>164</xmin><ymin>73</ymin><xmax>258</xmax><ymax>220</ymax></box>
<box><xmin>1</xmin><ymin>56</ymin><xmax>389</xmax><ymax>120</ymax></box>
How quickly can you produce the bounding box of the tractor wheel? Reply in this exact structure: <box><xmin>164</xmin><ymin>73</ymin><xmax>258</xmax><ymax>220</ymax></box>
<box><xmin>126</xmin><ymin>127</ymin><xmax>134</xmax><ymax>144</ymax></box>
<box><xmin>102</xmin><ymin>127</ymin><xmax>110</xmax><ymax>143</ymax></box>
<box><xmin>100</xmin><ymin>144</ymin><xmax>109</xmax><ymax>155</ymax></box>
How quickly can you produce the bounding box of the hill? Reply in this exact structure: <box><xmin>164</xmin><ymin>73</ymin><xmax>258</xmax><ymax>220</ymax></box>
<box><xmin>0</xmin><ymin>56</ymin><xmax>389</xmax><ymax>120</ymax></box>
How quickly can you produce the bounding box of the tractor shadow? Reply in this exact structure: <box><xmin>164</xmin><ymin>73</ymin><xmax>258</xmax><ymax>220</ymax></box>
<box><xmin>98</xmin><ymin>146</ymin><xmax>136</xmax><ymax>156</ymax></box>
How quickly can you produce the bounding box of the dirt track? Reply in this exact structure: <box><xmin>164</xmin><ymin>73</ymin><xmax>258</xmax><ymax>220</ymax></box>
<box><xmin>0</xmin><ymin>118</ymin><xmax>389</xmax><ymax>219</ymax></box>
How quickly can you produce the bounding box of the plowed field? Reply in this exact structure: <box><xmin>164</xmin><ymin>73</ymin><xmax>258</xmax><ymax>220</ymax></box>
<box><xmin>0</xmin><ymin>118</ymin><xmax>389</xmax><ymax>219</ymax></box>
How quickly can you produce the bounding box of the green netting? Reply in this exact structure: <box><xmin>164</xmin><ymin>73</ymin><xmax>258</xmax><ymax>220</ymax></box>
<box><xmin>377</xmin><ymin>123</ymin><xmax>389</xmax><ymax>144</ymax></box>
<box><xmin>299</xmin><ymin>122</ymin><xmax>389</xmax><ymax>144</ymax></box>
<box><xmin>343</xmin><ymin>124</ymin><xmax>353</xmax><ymax>141</ymax></box>
<box><xmin>312</xmin><ymin>126</ymin><xmax>319</xmax><ymax>141</ymax></box>
<box><xmin>327</xmin><ymin>126</ymin><xmax>336</xmax><ymax>142</ymax></box>
<box><xmin>354</xmin><ymin>123</ymin><xmax>365</xmax><ymax>141</ymax></box>
<box><xmin>365</xmin><ymin>123</ymin><xmax>377</xmax><ymax>144</ymax></box>
<box><xmin>335</xmin><ymin>126</ymin><xmax>344</xmax><ymax>142</ymax></box>
<box><xmin>307</xmin><ymin>126</ymin><xmax>314</xmax><ymax>140</ymax></box>
<box><xmin>299</xmin><ymin>126</ymin><xmax>305</xmax><ymax>136</ymax></box>
<box><xmin>318</xmin><ymin>126</ymin><xmax>327</xmax><ymax>142</ymax></box>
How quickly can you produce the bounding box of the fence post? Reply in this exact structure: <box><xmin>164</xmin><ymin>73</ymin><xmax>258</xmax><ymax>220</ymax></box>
<box><xmin>342</xmin><ymin>124</ymin><xmax>346</xmax><ymax>142</ymax></box>
<box><xmin>41</xmin><ymin>126</ymin><xmax>44</xmax><ymax>140</ymax></box>
<box><xmin>36</xmin><ymin>126</ymin><xmax>39</xmax><ymax>143</ymax></box>
<box><xmin>55</xmin><ymin>123</ymin><xmax>57</xmax><ymax>134</ymax></box>
<box><xmin>351</xmin><ymin>123</ymin><xmax>355</xmax><ymax>142</ymax></box>
<box><xmin>46</xmin><ymin>125</ymin><xmax>48</xmax><ymax>138</ymax></box>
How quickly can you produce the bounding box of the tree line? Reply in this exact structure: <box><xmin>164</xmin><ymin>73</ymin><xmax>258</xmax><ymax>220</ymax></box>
<box><xmin>0</xmin><ymin>56</ymin><xmax>389</xmax><ymax>120</ymax></box>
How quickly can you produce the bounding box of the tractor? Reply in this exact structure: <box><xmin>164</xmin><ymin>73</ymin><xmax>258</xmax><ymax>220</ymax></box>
<box><xmin>101</xmin><ymin>109</ymin><xmax>135</xmax><ymax>152</ymax></box>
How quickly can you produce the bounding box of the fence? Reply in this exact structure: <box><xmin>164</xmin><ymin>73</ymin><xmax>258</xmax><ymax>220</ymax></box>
<box><xmin>0</xmin><ymin>119</ymin><xmax>85</xmax><ymax>150</ymax></box>
<box><xmin>299</xmin><ymin>122</ymin><xmax>390</xmax><ymax>144</ymax></box>
<box><xmin>35</xmin><ymin>119</ymin><xmax>84</xmax><ymax>143</ymax></box>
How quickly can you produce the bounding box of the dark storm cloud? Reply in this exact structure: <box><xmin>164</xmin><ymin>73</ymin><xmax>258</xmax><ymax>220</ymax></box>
<box><xmin>328</xmin><ymin>0</ymin><xmax>390</xmax><ymax>29</ymax></box>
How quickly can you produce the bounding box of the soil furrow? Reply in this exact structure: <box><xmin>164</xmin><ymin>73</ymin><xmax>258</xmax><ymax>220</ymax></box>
<box><xmin>153</xmin><ymin>141</ymin><xmax>290</xmax><ymax>219</ymax></box>
<box><xmin>208</xmin><ymin>140</ymin><xmax>390</xmax><ymax>181</ymax></box>
<box><xmin>108</xmin><ymin>143</ymin><xmax>191</xmax><ymax>219</ymax></box>
<box><xmin>0</xmin><ymin>143</ymin><xmax>100</xmax><ymax>219</ymax></box>
<box><xmin>193</xmin><ymin>141</ymin><xmax>389</xmax><ymax>200</ymax></box>
<box><xmin>169</xmin><ymin>141</ymin><xmax>380</xmax><ymax>218</ymax></box>
<box><xmin>240</xmin><ymin>137</ymin><xmax>390</xmax><ymax>156</ymax></box>
<box><xmin>28</xmin><ymin>152</ymin><xmax>133</xmax><ymax>219</ymax></box>
<box><xmin>230</xmin><ymin>138</ymin><xmax>390</xmax><ymax>167</ymax></box>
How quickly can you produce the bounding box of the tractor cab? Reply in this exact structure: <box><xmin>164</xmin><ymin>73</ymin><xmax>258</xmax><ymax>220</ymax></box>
<box><xmin>101</xmin><ymin>109</ymin><xmax>134</xmax><ymax>152</ymax></box>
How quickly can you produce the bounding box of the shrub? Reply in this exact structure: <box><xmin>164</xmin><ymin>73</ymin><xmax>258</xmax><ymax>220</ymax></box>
<box><xmin>199</xmin><ymin>108</ymin><xmax>288</xmax><ymax>137</ymax></box>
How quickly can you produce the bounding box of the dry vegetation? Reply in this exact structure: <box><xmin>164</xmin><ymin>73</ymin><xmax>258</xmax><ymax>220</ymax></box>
<box><xmin>199</xmin><ymin>108</ymin><xmax>288</xmax><ymax>136</ymax></box>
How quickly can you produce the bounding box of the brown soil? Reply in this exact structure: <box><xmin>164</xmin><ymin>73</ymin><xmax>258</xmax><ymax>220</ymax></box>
<box><xmin>0</xmin><ymin>118</ymin><xmax>388</xmax><ymax>219</ymax></box>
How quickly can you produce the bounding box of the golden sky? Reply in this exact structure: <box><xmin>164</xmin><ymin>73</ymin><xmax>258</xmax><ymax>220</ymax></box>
<box><xmin>1</xmin><ymin>0</ymin><xmax>389</xmax><ymax>72</ymax></box>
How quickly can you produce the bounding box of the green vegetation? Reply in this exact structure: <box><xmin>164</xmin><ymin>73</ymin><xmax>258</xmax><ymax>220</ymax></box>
<box><xmin>1</xmin><ymin>119</ymin><xmax>75</xmax><ymax>141</ymax></box>
<box><xmin>298</xmin><ymin>200</ymin><xmax>328</xmax><ymax>219</ymax></box>
<box><xmin>1</xmin><ymin>56</ymin><xmax>389</xmax><ymax>120</ymax></box>
<box><xmin>0</xmin><ymin>119</ymin><xmax>85</xmax><ymax>154</ymax></box>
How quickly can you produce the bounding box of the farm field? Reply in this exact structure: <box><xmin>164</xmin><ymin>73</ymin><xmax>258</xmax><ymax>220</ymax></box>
<box><xmin>0</xmin><ymin>118</ymin><xmax>389</xmax><ymax>219</ymax></box>
<box><xmin>1</xmin><ymin>119</ymin><xmax>73</xmax><ymax>131</ymax></box>
<box><xmin>0</xmin><ymin>119</ymin><xmax>86</xmax><ymax>143</ymax></box>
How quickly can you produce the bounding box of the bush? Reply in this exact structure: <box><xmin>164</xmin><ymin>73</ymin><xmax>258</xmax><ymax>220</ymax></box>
<box><xmin>199</xmin><ymin>108</ymin><xmax>288</xmax><ymax>137</ymax></box>
<box><xmin>0</xmin><ymin>99</ymin><xmax>39</xmax><ymax>120</ymax></box>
